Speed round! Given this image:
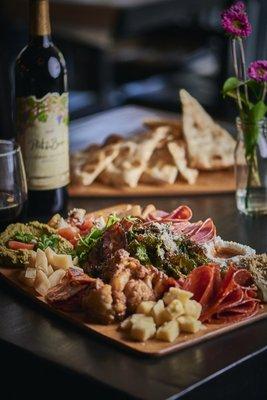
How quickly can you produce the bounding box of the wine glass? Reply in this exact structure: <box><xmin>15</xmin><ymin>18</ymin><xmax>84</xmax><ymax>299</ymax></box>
<box><xmin>0</xmin><ymin>140</ymin><xmax>28</xmax><ymax>231</ymax></box>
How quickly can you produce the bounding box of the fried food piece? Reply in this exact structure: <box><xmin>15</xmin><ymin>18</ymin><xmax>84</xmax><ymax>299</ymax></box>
<box><xmin>82</xmin><ymin>282</ymin><xmax>115</xmax><ymax>324</ymax></box>
<box><xmin>124</xmin><ymin>279</ymin><xmax>155</xmax><ymax>313</ymax></box>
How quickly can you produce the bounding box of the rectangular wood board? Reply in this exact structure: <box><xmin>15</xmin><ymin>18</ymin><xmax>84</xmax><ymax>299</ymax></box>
<box><xmin>68</xmin><ymin>170</ymin><xmax>235</xmax><ymax>198</ymax></box>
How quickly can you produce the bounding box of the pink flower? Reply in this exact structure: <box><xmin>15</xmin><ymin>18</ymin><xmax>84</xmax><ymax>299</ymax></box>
<box><xmin>248</xmin><ymin>60</ymin><xmax>267</xmax><ymax>82</ymax></box>
<box><xmin>229</xmin><ymin>1</ymin><xmax>245</xmax><ymax>12</ymax></box>
<box><xmin>221</xmin><ymin>2</ymin><xmax>252</xmax><ymax>38</ymax></box>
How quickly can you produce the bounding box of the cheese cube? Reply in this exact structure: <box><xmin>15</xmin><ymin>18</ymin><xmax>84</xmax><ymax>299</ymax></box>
<box><xmin>25</xmin><ymin>267</ymin><xmax>37</xmax><ymax>280</ymax></box>
<box><xmin>156</xmin><ymin>320</ymin><xmax>179</xmax><ymax>342</ymax></box>
<box><xmin>136</xmin><ymin>301</ymin><xmax>156</xmax><ymax>315</ymax></box>
<box><xmin>131</xmin><ymin>318</ymin><xmax>156</xmax><ymax>341</ymax></box>
<box><xmin>35</xmin><ymin>248</ymin><xmax>49</xmax><ymax>275</ymax></box>
<box><xmin>120</xmin><ymin>314</ymin><xmax>146</xmax><ymax>331</ymax></box>
<box><xmin>49</xmin><ymin>269</ymin><xmax>66</xmax><ymax>288</ymax></box>
<box><xmin>183</xmin><ymin>300</ymin><xmax>202</xmax><ymax>319</ymax></box>
<box><xmin>45</xmin><ymin>247</ymin><xmax>56</xmax><ymax>266</ymax></box>
<box><xmin>163</xmin><ymin>287</ymin><xmax>193</xmax><ymax>305</ymax></box>
<box><xmin>162</xmin><ymin>299</ymin><xmax>184</xmax><ymax>322</ymax></box>
<box><xmin>150</xmin><ymin>299</ymin><xmax>165</xmax><ymax>326</ymax></box>
<box><xmin>177</xmin><ymin>316</ymin><xmax>203</xmax><ymax>334</ymax></box>
<box><xmin>52</xmin><ymin>254</ymin><xmax>73</xmax><ymax>270</ymax></box>
<box><xmin>34</xmin><ymin>270</ymin><xmax>51</xmax><ymax>296</ymax></box>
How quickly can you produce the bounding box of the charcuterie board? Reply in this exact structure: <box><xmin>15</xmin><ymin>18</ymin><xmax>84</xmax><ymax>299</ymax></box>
<box><xmin>0</xmin><ymin>204</ymin><xmax>266</xmax><ymax>357</ymax></box>
<box><xmin>68</xmin><ymin>170</ymin><xmax>235</xmax><ymax>198</ymax></box>
<box><xmin>0</xmin><ymin>267</ymin><xmax>266</xmax><ymax>356</ymax></box>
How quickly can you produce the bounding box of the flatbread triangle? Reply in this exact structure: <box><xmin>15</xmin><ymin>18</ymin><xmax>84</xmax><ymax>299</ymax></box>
<box><xmin>180</xmin><ymin>89</ymin><xmax>236</xmax><ymax>170</ymax></box>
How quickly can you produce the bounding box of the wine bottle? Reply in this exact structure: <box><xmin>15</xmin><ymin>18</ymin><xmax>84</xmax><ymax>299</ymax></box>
<box><xmin>15</xmin><ymin>0</ymin><xmax>69</xmax><ymax>217</ymax></box>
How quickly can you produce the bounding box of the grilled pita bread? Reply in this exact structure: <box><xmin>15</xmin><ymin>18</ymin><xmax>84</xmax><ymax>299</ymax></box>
<box><xmin>180</xmin><ymin>89</ymin><xmax>236</xmax><ymax>170</ymax></box>
<box><xmin>71</xmin><ymin>144</ymin><xmax>119</xmax><ymax>186</ymax></box>
<box><xmin>168</xmin><ymin>141</ymin><xmax>198</xmax><ymax>185</ymax></box>
<box><xmin>99</xmin><ymin>127</ymin><xmax>167</xmax><ymax>188</ymax></box>
<box><xmin>143</xmin><ymin>118</ymin><xmax>182</xmax><ymax>138</ymax></box>
<box><xmin>141</xmin><ymin>141</ymin><xmax>178</xmax><ymax>185</ymax></box>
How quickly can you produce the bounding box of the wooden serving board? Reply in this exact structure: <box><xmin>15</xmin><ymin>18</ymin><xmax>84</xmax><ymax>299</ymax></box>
<box><xmin>69</xmin><ymin>170</ymin><xmax>235</xmax><ymax>198</ymax></box>
<box><xmin>1</xmin><ymin>204</ymin><xmax>265</xmax><ymax>357</ymax></box>
<box><xmin>0</xmin><ymin>268</ymin><xmax>266</xmax><ymax>357</ymax></box>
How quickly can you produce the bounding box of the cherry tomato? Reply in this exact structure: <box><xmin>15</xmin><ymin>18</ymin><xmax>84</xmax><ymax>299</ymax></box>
<box><xmin>8</xmin><ymin>241</ymin><xmax>35</xmax><ymax>250</ymax></box>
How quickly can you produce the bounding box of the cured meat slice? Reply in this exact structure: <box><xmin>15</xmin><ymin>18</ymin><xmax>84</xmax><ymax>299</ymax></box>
<box><xmin>181</xmin><ymin>221</ymin><xmax>203</xmax><ymax>236</ymax></box>
<box><xmin>46</xmin><ymin>268</ymin><xmax>97</xmax><ymax>311</ymax></box>
<box><xmin>183</xmin><ymin>264</ymin><xmax>221</xmax><ymax>311</ymax></box>
<box><xmin>190</xmin><ymin>218</ymin><xmax>216</xmax><ymax>243</ymax></box>
<box><xmin>183</xmin><ymin>264</ymin><xmax>260</xmax><ymax>324</ymax></box>
<box><xmin>163</xmin><ymin>205</ymin><xmax>193</xmax><ymax>221</ymax></box>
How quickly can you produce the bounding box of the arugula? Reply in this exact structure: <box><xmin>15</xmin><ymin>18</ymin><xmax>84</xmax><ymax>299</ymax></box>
<box><xmin>76</xmin><ymin>227</ymin><xmax>105</xmax><ymax>263</ymax></box>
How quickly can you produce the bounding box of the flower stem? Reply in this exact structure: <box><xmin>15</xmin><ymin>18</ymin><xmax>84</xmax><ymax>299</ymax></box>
<box><xmin>238</xmin><ymin>37</ymin><xmax>249</xmax><ymax>103</ymax></box>
<box><xmin>262</xmin><ymin>82</ymin><xmax>267</xmax><ymax>102</ymax></box>
<box><xmin>245</xmin><ymin>146</ymin><xmax>261</xmax><ymax>210</ymax></box>
<box><xmin>231</xmin><ymin>38</ymin><xmax>242</xmax><ymax>110</ymax></box>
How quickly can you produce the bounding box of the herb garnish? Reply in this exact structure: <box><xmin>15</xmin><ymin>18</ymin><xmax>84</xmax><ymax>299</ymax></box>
<box><xmin>13</xmin><ymin>231</ymin><xmax>61</xmax><ymax>251</ymax></box>
<box><xmin>37</xmin><ymin>234</ymin><xmax>60</xmax><ymax>251</ymax></box>
<box><xmin>13</xmin><ymin>232</ymin><xmax>36</xmax><ymax>244</ymax></box>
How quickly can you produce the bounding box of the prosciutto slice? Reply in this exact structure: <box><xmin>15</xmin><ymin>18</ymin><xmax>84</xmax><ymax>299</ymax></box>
<box><xmin>145</xmin><ymin>204</ymin><xmax>216</xmax><ymax>244</ymax></box>
<box><xmin>163</xmin><ymin>205</ymin><xmax>193</xmax><ymax>221</ymax></box>
<box><xmin>183</xmin><ymin>264</ymin><xmax>260</xmax><ymax>323</ymax></box>
<box><xmin>190</xmin><ymin>218</ymin><xmax>216</xmax><ymax>244</ymax></box>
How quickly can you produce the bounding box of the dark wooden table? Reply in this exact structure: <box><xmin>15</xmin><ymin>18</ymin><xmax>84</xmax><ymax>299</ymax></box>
<box><xmin>1</xmin><ymin>107</ymin><xmax>267</xmax><ymax>400</ymax></box>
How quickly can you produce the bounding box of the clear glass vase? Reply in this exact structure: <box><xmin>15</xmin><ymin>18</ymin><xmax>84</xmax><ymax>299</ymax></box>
<box><xmin>235</xmin><ymin>117</ymin><xmax>267</xmax><ymax>216</ymax></box>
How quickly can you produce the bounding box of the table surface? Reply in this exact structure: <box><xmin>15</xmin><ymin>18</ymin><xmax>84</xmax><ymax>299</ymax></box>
<box><xmin>1</xmin><ymin>107</ymin><xmax>267</xmax><ymax>400</ymax></box>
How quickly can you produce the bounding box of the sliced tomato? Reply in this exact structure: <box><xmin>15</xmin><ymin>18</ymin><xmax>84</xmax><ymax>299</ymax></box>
<box><xmin>58</xmin><ymin>226</ymin><xmax>79</xmax><ymax>242</ymax></box>
<box><xmin>77</xmin><ymin>218</ymin><xmax>94</xmax><ymax>234</ymax></box>
<box><xmin>8</xmin><ymin>240</ymin><xmax>35</xmax><ymax>250</ymax></box>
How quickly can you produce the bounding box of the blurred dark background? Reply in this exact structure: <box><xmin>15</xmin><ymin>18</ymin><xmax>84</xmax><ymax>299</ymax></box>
<box><xmin>0</xmin><ymin>0</ymin><xmax>266</xmax><ymax>138</ymax></box>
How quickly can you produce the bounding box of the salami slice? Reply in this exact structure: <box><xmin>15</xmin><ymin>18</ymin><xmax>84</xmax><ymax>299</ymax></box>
<box><xmin>183</xmin><ymin>264</ymin><xmax>260</xmax><ymax>324</ymax></box>
<box><xmin>183</xmin><ymin>264</ymin><xmax>221</xmax><ymax>311</ymax></box>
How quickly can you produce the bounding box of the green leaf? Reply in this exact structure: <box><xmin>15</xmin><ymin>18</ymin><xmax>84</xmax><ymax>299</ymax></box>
<box><xmin>249</xmin><ymin>101</ymin><xmax>267</xmax><ymax>123</ymax></box>
<box><xmin>106</xmin><ymin>214</ymin><xmax>120</xmax><ymax>228</ymax></box>
<box><xmin>222</xmin><ymin>77</ymin><xmax>243</xmax><ymax>96</ymax></box>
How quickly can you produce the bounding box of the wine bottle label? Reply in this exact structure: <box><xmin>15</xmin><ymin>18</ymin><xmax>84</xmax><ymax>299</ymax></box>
<box><xmin>17</xmin><ymin>92</ymin><xmax>69</xmax><ymax>191</ymax></box>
